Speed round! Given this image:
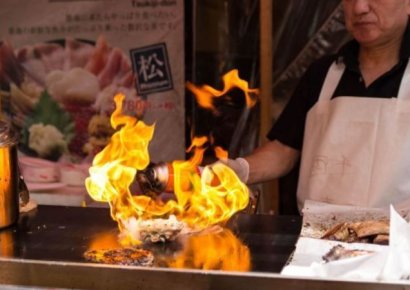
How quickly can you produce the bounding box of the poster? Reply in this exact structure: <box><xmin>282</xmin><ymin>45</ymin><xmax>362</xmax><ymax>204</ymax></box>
<box><xmin>0</xmin><ymin>0</ymin><xmax>185</xmax><ymax>175</ymax></box>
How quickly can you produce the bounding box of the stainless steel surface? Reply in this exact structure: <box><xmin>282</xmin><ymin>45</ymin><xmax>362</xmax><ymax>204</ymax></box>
<box><xmin>1</xmin><ymin>257</ymin><xmax>410</xmax><ymax>290</ymax></box>
<box><xmin>0</xmin><ymin>205</ymin><xmax>409</xmax><ymax>290</ymax></box>
<box><xmin>0</xmin><ymin>120</ymin><xmax>19</xmax><ymax>229</ymax></box>
<box><xmin>0</xmin><ymin>206</ymin><xmax>300</xmax><ymax>272</ymax></box>
<box><xmin>0</xmin><ymin>205</ymin><xmax>300</xmax><ymax>288</ymax></box>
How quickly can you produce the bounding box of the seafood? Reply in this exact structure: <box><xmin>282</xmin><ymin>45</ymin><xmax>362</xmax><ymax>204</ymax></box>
<box><xmin>322</xmin><ymin>245</ymin><xmax>374</xmax><ymax>262</ymax></box>
<box><xmin>322</xmin><ymin>220</ymin><xmax>390</xmax><ymax>245</ymax></box>
<box><xmin>84</xmin><ymin>248</ymin><xmax>154</xmax><ymax>266</ymax></box>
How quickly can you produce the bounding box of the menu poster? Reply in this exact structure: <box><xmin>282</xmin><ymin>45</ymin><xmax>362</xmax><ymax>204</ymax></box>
<box><xmin>0</xmin><ymin>0</ymin><xmax>185</xmax><ymax>176</ymax></box>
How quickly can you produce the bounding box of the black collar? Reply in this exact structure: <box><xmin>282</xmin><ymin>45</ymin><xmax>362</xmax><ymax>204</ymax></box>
<box><xmin>337</xmin><ymin>18</ymin><xmax>410</xmax><ymax>70</ymax></box>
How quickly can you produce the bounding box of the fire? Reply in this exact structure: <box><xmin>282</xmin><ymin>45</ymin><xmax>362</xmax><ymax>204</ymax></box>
<box><xmin>172</xmin><ymin>138</ymin><xmax>249</xmax><ymax>228</ymax></box>
<box><xmin>88</xmin><ymin>232</ymin><xmax>120</xmax><ymax>251</ymax></box>
<box><xmin>214</xmin><ymin>146</ymin><xmax>228</xmax><ymax>161</ymax></box>
<box><xmin>86</xmin><ymin>227</ymin><xmax>251</xmax><ymax>271</ymax></box>
<box><xmin>186</xmin><ymin>69</ymin><xmax>259</xmax><ymax>113</ymax></box>
<box><xmin>86</xmin><ymin>70</ymin><xmax>257</xmax><ymax>244</ymax></box>
<box><xmin>168</xmin><ymin>228</ymin><xmax>251</xmax><ymax>271</ymax></box>
<box><xmin>86</xmin><ymin>94</ymin><xmax>248</xmax><ymax>243</ymax></box>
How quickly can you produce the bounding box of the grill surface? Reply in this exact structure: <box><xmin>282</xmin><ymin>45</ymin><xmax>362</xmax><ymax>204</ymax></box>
<box><xmin>1</xmin><ymin>206</ymin><xmax>408</xmax><ymax>290</ymax></box>
<box><xmin>0</xmin><ymin>205</ymin><xmax>301</xmax><ymax>272</ymax></box>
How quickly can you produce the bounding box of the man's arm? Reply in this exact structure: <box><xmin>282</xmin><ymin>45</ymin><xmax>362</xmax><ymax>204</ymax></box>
<box><xmin>245</xmin><ymin>139</ymin><xmax>300</xmax><ymax>184</ymax></box>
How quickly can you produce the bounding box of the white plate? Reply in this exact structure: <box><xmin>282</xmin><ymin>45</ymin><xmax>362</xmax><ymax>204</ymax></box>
<box><xmin>26</xmin><ymin>182</ymin><xmax>66</xmax><ymax>192</ymax></box>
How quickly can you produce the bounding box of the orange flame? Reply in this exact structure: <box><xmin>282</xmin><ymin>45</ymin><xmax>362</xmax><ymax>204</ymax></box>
<box><xmin>186</xmin><ymin>69</ymin><xmax>259</xmax><ymax>113</ymax></box>
<box><xmin>86</xmin><ymin>228</ymin><xmax>251</xmax><ymax>271</ymax></box>
<box><xmin>88</xmin><ymin>232</ymin><xmax>121</xmax><ymax>251</ymax></box>
<box><xmin>214</xmin><ymin>146</ymin><xmax>228</xmax><ymax>161</ymax></box>
<box><xmin>168</xmin><ymin>228</ymin><xmax>251</xmax><ymax>271</ymax></box>
<box><xmin>172</xmin><ymin>139</ymin><xmax>249</xmax><ymax>228</ymax></box>
<box><xmin>87</xmin><ymin>70</ymin><xmax>255</xmax><ymax>243</ymax></box>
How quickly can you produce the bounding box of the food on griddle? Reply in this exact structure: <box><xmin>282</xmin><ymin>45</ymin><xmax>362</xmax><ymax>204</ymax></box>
<box><xmin>139</xmin><ymin>216</ymin><xmax>185</xmax><ymax>243</ymax></box>
<box><xmin>321</xmin><ymin>220</ymin><xmax>389</xmax><ymax>244</ymax></box>
<box><xmin>123</xmin><ymin>215</ymin><xmax>186</xmax><ymax>243</ymax></box>
<box><xmin>84</xmin><ymin>248</ymin><xmax>154</xmax><ymax>266</ymax></box>
<box><xmin>322</xmin><ymin>245</ymin><xmax>374</xmax><ymax>262</ymax></box>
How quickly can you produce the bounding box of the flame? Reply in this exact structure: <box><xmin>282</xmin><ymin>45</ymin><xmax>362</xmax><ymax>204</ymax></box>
<box><xmin>214</xmin><ymin>146</ymin><xmax>228</xmax><ymax>161</ymax></box>
<box><xmin>87</xmin><ymin>71</ymin><xmax>254</xmax><ymax>243</ymax></box>
<box><xmin>88</xmin><ymin>232</ymin><xmax>121</xmax><ymax>250</ymax></box>
<box><xmin>168</xmin><ymin>228</ymin><xmax>251</xmax><ymax>271</ymax></box>
<box><xmin>86</xmin><ymin>93</ymin><xmax>156</xmax><ymax>242</ymax></box>
<box><xmin>172</xmin><ymin>140</ymin><xmax>249</xmax><ymax>229</ymax></box>
<box><xmin>86</xmin><ymin>94</ymin><xmax>249</xmax><ymax>241</ymax></box>
<box><xmin>86</xmin><ymin>228</ymin><xmax>251</xmax><ymax>271</ymax></box>
<box><xmin>186</xmin><ymin>69</ymin><xmax>259</xmax><ymax>113</ymax></box>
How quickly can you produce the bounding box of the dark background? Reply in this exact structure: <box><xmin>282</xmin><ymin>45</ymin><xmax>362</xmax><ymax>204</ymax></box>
<box><xmin>184</xmin><ymin>0</ymin><xmax>349</xmax><ymax>214</ymax></box>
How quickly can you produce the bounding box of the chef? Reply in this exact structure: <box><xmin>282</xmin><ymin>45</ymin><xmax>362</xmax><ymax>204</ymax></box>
<box><xmin>227</xmin><ymin>0</ymin><xmax>410</xmax><ymax>211</ymax></box>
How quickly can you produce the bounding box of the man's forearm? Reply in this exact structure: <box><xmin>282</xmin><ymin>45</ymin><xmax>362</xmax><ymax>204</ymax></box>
<box><xmin>245</xmin><ymin>140</ymin><xmax>300</xmax><ymax>184</ymax></box>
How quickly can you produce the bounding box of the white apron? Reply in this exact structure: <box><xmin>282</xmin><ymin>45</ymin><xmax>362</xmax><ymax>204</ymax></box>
<box><xmin>297</xmin><ymin>59</ymin><xmax>410</xmax><ymax>210</ymax></box>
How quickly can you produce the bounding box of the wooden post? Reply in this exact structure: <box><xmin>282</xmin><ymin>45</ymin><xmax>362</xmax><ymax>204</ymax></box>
<box><xmin>259</xmin><ymin>0</ymin><xmax>278</xmax><ymax>214</ymax></box>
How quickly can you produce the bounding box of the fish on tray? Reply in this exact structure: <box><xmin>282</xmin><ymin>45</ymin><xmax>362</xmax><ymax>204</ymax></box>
<box><xmin>321</xmin><ymin>220</ymin><xmax>389</xmax><ymax>245</ymax></box>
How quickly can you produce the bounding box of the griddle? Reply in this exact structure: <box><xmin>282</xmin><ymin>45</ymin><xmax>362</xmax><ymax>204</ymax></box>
<box><xmin>0</xmin><ymin>205</ymin><xmax>408</xmax><ymax>290</ymax></box>
<box><xmin>0</xmin><ymin>206</ymin><xmax>300</xmax><ymax>271</ymax></box>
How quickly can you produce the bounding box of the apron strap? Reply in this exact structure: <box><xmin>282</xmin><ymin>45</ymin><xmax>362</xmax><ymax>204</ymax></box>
<box><xmin>319</xmin><ymin>59</ymin><xmax>410</xmax><ymax>101</ymax></box>
<box><xmin>318</xmin><ymin>61</ymin><xmax>345</xmax><ymax>101</ymax></box>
